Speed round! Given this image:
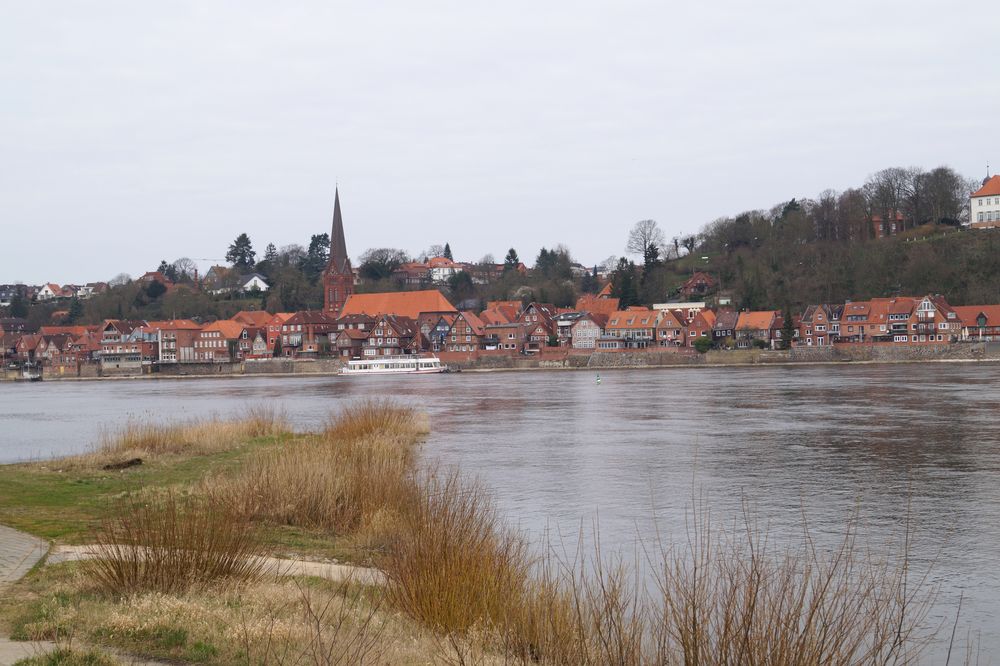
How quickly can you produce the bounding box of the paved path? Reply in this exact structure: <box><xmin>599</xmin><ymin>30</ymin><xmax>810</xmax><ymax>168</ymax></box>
<box><xmin>0</xmin><ymin>526</ymin><xmax>165</xmax><ymax>665</ymax></box>
<box><xmin>0</xmin><ymin>528</ymin><xmax>382</xmax><ymax>665</ymax></box>
<box><xmin>49</xmin><ymin>545</ymin><xmax>386</xmax><ymax>586</ymax></box>
<box><xmin>0</xmin><ymin>525</ymin><xmax>47</xmax><ymax>586</ymax></box>
<box><xmin>0</xmin><ymin>524</ymin><xmax>53</xmax><ymax>665</ymax></box>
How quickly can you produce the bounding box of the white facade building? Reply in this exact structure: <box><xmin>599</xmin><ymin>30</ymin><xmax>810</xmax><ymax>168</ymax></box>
<box><xmin>971</xmin><ymin>175</ymin><xmax>1000</xmax><ymax>228</ymax></box>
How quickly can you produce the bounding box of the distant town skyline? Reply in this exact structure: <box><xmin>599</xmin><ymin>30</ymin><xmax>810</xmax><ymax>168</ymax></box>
<box><xmin>3</xmin><ymin>2</ymin><xmax>998</xmax><ymax>284</ymax></box>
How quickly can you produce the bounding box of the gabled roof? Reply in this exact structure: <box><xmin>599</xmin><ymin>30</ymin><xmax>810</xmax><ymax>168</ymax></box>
<box><xmin>232</xmin><ymin>310</ymin><xmax>273</xmax><ymax>326</ymax></box>
<box><xmin>372</xmin><ymin>313</ymin><xmax>419</xmax><ymax>337</ymax></box>
<box><xmin>692</xmin><ymin>310</ymin><xmax>716</xmax><ymax>328</ymax></box>
<box><xmin>656</xmin><ymin>309</ymin><xmax>686</xmax><ymax>329</ymax></box>
<box><xmin>284</xmin><ymin>310</ymin><xmax>338</xmax><ymax>326</ymax></box>
<box><xmin>336</xmin><ymin>328</ymin><xmax>370</xmax><ymax>340</ymax></box>
<box><xmin>736</xmin><ymin>311</ymin><xmax>777</xmax><ymax>331</ymax></box>
<box><xmin>973</xmin><ymin>175</ymin><xmax>1000</xmax><ymax>198</ymax></box>
<box><xmin>453</xmin><ymin>311</ymin><xmax>486</xmax><ymax>336</ymax></box>
<box><xmin>597</xmin><ymin>283</ymin><xmax>614</xmax><ymax>298</ymax></box>
<box><xmin>712</xmin><ymin>310</ymin><xmax>740</xmax><ymax>330</ymax></box>
<box><xmin>340</xmin><ymin>290</ymin><xmax>457</xmax><ymax>319</ymax></box>
<box><xmin>485</xmin><ymin>301</ymin><xmax>521</xmax><ymax>322</ymax></box>
<box><xmin>575</xmin><ymin>295</ymin><xmax>621</xmax><ymax>316</ymax></box>
<box><xmin>478</xmin><ymin>308</ymin><xmax>510</xmax><ymax>326</ymax></box>
<box><xmin>202</xmin><ymin>320</ymin><xmax>246</xmax><ymax>339</ymax></box>
<box><xmin>606</xmin><ymin>309</ymin><xmax>659</xmax><ymax>329</ymax></box>
<box><xmin>268</xmin><ymin>312</ymin><xmax>295</xmax><ymax>325</ymax></box>
<box><xmin>953</xmin><ymin>304</ymin><xmax>1000</xmax><ymax>326</ymax></box>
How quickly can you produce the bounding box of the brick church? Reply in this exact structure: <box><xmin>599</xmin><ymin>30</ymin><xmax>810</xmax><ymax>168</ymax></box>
<box><xmin>322</xmin><ymin>188</ymin><xmax>354</xmax><ymax>316</ymax></box>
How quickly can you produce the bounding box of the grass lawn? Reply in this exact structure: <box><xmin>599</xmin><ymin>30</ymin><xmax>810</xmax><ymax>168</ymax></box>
<box><xmin>0</xmin><ymin>434</ymin><xmax>291</xmax><ymax>544</ymax></box>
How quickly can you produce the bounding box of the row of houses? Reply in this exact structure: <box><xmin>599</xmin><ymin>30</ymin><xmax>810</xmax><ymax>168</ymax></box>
<box><xmin>6</xmin><ymin>288</ymin><xmax>1000</xmax><ymax>375</ymax></box>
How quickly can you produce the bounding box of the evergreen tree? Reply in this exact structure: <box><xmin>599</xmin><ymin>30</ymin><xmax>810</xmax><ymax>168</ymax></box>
<box><xmin>443</xmin><ymin>243</ymin><xmax>453</xmax><ymax>260</ymax></box>
<box><xmin>226</xmin><ymin>233</ymin><xmax>256</xmax><ymax>271</ymax></box>
<box><xmin>264</xmin><ymin>243</ymin><xmax>278</xmax><ymax>262</ymax></box>
<box><xmin>9</xmin><ymin>294</ymin><xmax>28</xmax><ymax>318</ymax></box>
<box><xmin>301</xmin><ymin>233</ymin><xmax>330</xmax><ymax>282</ymax></box>
<box><xmin>66</xmin><ymin>298</ymin><xmax>84</xmax><ymax>323</ymax></box>
<box><xmin>611</xmin><ymin>258</ymin><xmax>639</xmax><ymax>308</ymax></box>
<box><xmin>503</xmin><ymin>248</ymin><xmax>520</xmax><ymax>273</ymax></box>
<box><xmin>780</xmin><ymin>307</ymin><xmax>796</xmax><ymax>350</ymax></box>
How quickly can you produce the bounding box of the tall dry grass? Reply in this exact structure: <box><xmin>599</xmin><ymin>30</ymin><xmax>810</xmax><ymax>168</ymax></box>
<box><xmin>204</xmin><ymin>400</ymin><xmax>426</xmax><ymax>538</ymax></box>
<box><xmin>98</xmin><ymin>403</ymin><xmax>288</xmax><ymax>458</ymax></box>
<box><xmin>383</xmin><ymin>469</ymin><xmax>530</xmax><ymax>636</ymax></box>
<box><xmin>85</xmin><ymin>491</ymin><xmax>268</xmax><ymax>596</ymax></box>
<box><xmin>382</xmin><ymin>480</ymin><xmax>934</xmax><ymax>665</ymax></box>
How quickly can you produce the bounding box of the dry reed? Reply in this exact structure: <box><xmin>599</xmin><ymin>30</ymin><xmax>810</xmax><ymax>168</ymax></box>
<box><xmin>382</xmin><ymin>469</ymin><xmax>530</xmax><ymax>637</ymax></box>
<box><xmin>203</xmin><ymin>400</ymin><xmax>424</xmax><ymax>538</ymax></box>
<box><xmin>98</xmin><ymin>403</ymin><xmax>288</xmax><ymax>458</ymax></box>
<box><xmin>85</xmin><ymin>491</ymin><xmax>268</xmax><ymax>596</ymax></box>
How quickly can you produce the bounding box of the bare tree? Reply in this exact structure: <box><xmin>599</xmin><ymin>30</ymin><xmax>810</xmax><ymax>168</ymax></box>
<box><xmin>171</xmin><ymin>257</ymin><xmax>197</xmax><ymax>281</ymax></box>
<box><xmin>108</xmin><ymin>273</ymin><xmax>131</xmax><ymax>286</ymax></box>
<box><xmin>477</xmin><ymin>253</ymin><xmax>495</xmax><ymax>265</ymax></box>
<box><xmin>422</xmin><ymin>244</ymin><xmax>445</xmax><ymax>261</ymax></box>
<box><xmin>626</xmin><ymin>219</ymin><xmax>665</xmax><ymax>256</ymax></box>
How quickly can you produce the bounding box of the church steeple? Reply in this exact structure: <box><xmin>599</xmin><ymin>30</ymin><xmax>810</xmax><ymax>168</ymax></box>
<box><xmin>328</xmin><ymin>187</ymin><xmax>351</xmax><ymax>276</ymax></box>
<box><xmin>322</xmin><ymin>188</ymin><xmax>354</xmax><ymax>316</ymax></box>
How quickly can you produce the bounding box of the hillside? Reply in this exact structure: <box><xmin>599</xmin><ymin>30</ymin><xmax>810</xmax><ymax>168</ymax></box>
<box><xmin>687</xmin><ymin>224</ymin><xmax>1000</xmax><ymax>309</ymax></box>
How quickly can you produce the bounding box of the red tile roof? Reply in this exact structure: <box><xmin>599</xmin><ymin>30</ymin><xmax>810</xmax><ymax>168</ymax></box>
<box><xmin>203</xmin><ymin>320</ymin><xmax>245</xmax><ymax>339</ymax></box>
<box><xmin>575</xmin><ymin>295</ymin><xmax>621</xmax><ymax>316</ymax></box>
<box><xmin>953</xmin><ymin>305</ymin><xmax>1000</xmax><ymax>326</ymax></box>
<box><xmin>973</xmin><ymin>175</ymin><xmax>1000</xmax><ymax>198</ymax></box>
<box><xmin>341</xmin><ymin>290</ymin><xmax>457</xmax><ymax>319</ymax></box>
<box><xmin>232</xmin><ymin>310</ymin><xmax>273</xmax><ymax>326</ymax></box>
<box><xmin>736</xmin><ymin>311</ymin><xmax>778</xmax><ymax>331</ymax></box>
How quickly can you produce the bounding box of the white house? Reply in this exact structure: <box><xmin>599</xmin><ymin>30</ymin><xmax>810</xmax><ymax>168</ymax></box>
<box><xmin>238</xmin><ymin>274</ymin><xmax>270</xmax><ymax>293</ymax></box>
<box><xmin>36</xmin><ymin>283</ymin><xmax>60</xmax><ymax>301</ymax></box>
<box><xmin>970</xmin><ymin>175</ymin><xmax>1000</xmax><ymax>228</ymax></box>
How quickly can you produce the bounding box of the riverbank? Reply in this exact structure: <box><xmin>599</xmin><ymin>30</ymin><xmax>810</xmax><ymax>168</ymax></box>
<box><xmin>0</xmin><ymin>402</ymin><xmax>961</xmax><ymax>664</ymax></box>
<box><xmin>6</xmin><ymin>341</ymin><xmax>1000</xmax><ymax>383</ymax></box>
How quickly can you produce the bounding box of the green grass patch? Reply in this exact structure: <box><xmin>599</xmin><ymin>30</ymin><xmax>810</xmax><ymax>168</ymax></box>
<box><xmin>13</xmin><ymin>648</ymin><xmax>122</xmax><ymax>666</ymax></box>
<box><xmin>0</xmin><ymin>433</ymin><xmax>298</xmax><ymax>543</ymax></box>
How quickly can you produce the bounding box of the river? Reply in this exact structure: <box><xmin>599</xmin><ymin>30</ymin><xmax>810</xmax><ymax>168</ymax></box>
<box><xmin>2</xmin><ymin>363</ymin><xmax>999</xmax><ymax>658</ymax></box>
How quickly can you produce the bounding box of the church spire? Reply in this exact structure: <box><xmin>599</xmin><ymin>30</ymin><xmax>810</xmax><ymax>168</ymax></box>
<box><xmin>328</xmin><ymin>187</ymin><xmax>351</xmax><ymax>275</ymax></box>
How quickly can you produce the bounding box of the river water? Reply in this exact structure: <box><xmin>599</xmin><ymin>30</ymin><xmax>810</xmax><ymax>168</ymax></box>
<box><xmin>2</xmin><ymin>364</ymin><xmax>999</xmax><ymax>658</ymax></box>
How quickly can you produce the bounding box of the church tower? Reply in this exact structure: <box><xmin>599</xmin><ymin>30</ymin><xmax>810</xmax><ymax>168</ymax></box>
<box><xmin>322</xmin><ymin>188</ymin><xmax>354</xmax><ymax>316</ymax></box>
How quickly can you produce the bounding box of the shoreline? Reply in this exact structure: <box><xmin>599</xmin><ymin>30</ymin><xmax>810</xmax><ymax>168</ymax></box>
<box><xmin>3</xmin><ymin>353</ymin><xmax>1000</xmax><ymax>385</ymax></box>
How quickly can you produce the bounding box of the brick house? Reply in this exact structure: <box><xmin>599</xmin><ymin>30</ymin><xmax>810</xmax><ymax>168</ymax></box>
<box><xmin>655</xmin><ymin>309</ymin><xmax>688</xmax><ymax>347</ymax></box>
<box><xmin>605</xmin><ymin>309</ymin><xmax>660</xmax><ymax>348</ymax></box>
<box><xmin>482</xmin><ymin>322</ymin><xmax>532</xmax><ymax>353</ymax></box>
<box><xmin>954</xmin><ymin>305</ymin><xmax>1000</xmax><ymax>341</ymax></box>
<box><xmin>711</xmin><ymin>310</ymin><xmax>739</xmax><ymax>346</ymax></box>
<box><xmin>687</xmin><ymin>310</ymin><xmax>716</xmax><ymax>347</ymax></box>
<box><xmin>798</xmin><ymin>304</ymin><xmax>842</xmax><ymax>347</ymax></box>
<box><xmin>446</xmin><ymin>311</ymin><xmax>486</xmax><ymax>353</ymax></box>
<box><xmin>570</xmin><ymin>313</ymin><xmax>608</xmax><ymax>349</ymax></box>
<box><xmin>333</xmin><ymin>328</ymin><xmax>368</xmax><ymax>358</ymax></box>
<box><xmin>362</xmin><ymin>314</ymin><xmax>422</xmax><ymax>357</ymax></box>
<box><xmin>145</xmin><ymin>319</ymin><xmax>202</xmax><ymax>363</ymax></box>
<box><xmin>734</xmin><ymin>311</ymin><xmax>778</xmax><ymax>349</ymax></box>
<box><xmin>280</xmin><ymin>311</ymin><xmax>339</xmax><ymax>356</ymax></box>
<box><xmin>193</xmin><ymin>320</ymin><xmax>245</xmax><ymax>362</ymax></box>
<box><xmin>266</xmin><ymin>313</ymin><xmax>294</xmax><ymax>352</ymax></box>
<box><xmin>679</xmin><ymin>272</ymin><xmax>718</xmax><ymax>299</ymax></box>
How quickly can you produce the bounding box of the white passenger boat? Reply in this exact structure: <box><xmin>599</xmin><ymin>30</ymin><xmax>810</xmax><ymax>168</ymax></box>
<box><xmin>341</xmin><ymin>354</ymin><xmax>447</xmax><ymax>375</ymax></box>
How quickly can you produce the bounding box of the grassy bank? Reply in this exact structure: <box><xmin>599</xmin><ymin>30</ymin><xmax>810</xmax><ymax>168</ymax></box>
<box><xmin>1</xmin><ymin>401</ymin><xmax>949</xmax><ymax>664</ymax></box>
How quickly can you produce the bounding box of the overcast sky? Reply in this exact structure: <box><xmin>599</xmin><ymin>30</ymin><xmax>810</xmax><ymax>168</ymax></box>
<box><xmin>2</xmin><ymin>1</ymin><xmax>998</xmax><ymax>284</ymax></box>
